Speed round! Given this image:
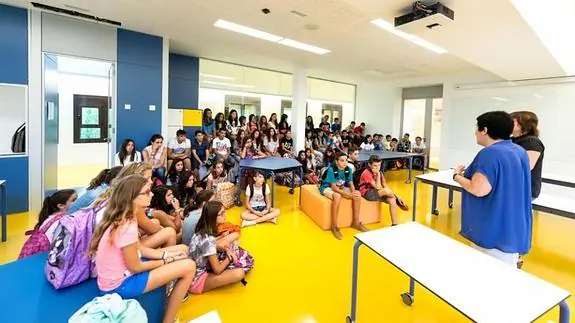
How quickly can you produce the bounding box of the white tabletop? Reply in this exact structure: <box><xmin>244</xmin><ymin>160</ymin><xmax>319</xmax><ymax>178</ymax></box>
<box><xmin>188</xmin><ymin>311</ymin><xmax>222</xmax><ymax>323</ymax></box>
<box><xmin>416</xmin><ymin>171</ymin><xmax>575</xmax><ymax>216</ymax></box>
<box><xmin>543</xmin><ymin>173</ymin><xmax>575</xmax><ymax>186</ymax></box>
<box><xmin>355</xmin><ymin>222</ymin><xmax>570</xmax><ymax>323</ymax></box>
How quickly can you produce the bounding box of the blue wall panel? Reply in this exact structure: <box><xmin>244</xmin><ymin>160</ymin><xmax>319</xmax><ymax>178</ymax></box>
<box><xmin>117</xmin><ymin>30</ymin><xmax>163</xmax><ymax>152</ymax></box>
<box><xmin>169</xmin><ymin>54</ymin><xmax>199</xmax><ymax>109</ymax></box>
<box><xmin>0</xmin><ymin>157</ymin><xmax>29</xmax><ymax>214</ymax></box>
<box><xmin>0</xmin><ymin>4</ymin><xmax>28</xmax><ymax>85</ymax></box>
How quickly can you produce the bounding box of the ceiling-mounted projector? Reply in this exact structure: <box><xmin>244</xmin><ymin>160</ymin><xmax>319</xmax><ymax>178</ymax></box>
<box><xmin>394</xmin><ymin>1</ymin><xmax>454</xmax><ymax>30</ymax></box>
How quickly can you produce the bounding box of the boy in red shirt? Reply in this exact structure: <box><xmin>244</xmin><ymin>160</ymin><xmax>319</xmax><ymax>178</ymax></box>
<box><xmin>358</xmin><ymin>155</ymin><xmax>408</xmax><ymax>226</ymax></box>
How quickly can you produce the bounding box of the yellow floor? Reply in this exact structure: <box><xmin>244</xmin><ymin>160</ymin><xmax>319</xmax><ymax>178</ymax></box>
<box><xmin>2</xmin><ymin>170</ymin><xmax>575</xmax><ymax>322</ymax></box>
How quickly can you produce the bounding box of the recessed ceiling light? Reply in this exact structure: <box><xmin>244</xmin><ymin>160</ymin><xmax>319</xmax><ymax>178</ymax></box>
<box><xmin>213</xmin><ymin>19</ymin><xmax>330</xmax><ymax>55</ymax></box>
<box><xmin>200</xmin><ymin>73</ymin><xmax>234</xmax><ymax>81</ymax></box>
<box><xmin>214</xmin><ymin>19</ymin><xmax>282</xmax><ymax>42</ymax></box>
<box><xmin>278</xmin><ymin>38</ymin><xmax>330</xmax><ymax>55</ymax></box>
<box><xmin>370</xmin><ymin>18</ymin><xmax>447</xmax><ymax>54</ymax></box>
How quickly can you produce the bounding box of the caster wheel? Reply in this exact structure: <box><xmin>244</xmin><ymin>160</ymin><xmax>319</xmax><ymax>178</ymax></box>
<box><xmin>346</xmin><ymin>316</ymin><xmax>354</xmax><ymax>323</ymax></box>
<box><xmin>235</xmin><ymin>200</ymin><xmax>242</xmax><ymax>207</ymax></box>
<box><xmin>448</xmin><ymin>202</ymin><xmax>453</xmax><ymax>208</ymax></box>
<box><xmin>289</xmin><ymin>189</ymin><xmax>294</xmax><ymax>194</ymax></box>
<box><xmin>401</xmin><ymin>292</ymin><xmax>414</xmax><ymax>306</ymax></box>
<box><xmin>432</xmin><ymin>209</ymin><xmax>439</xmax><ymax>215</ymax></box>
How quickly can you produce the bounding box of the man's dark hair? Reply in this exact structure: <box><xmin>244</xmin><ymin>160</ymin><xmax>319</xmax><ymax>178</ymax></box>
<box><xmin>335</xmin><ymin>150</ymin><xmax>348</xmax><ymax>161</ymax></box>
<box><xmin>368</xmin><ymin>155</ymin><xmax>382</xmax><ymax>164</ymax></box>
<box><xmin>476</xmin><ymin>111</ymin><xmax>513</xmax><ymax>140</ymax></box>
<box><xmin>360</xmin><ymin>122</ymin><xmax>366</xmax><ymax>126</ymax></box>
<box><xmin>195</xmin><ymin>130</ymin><xmax>203</xmax><ymax>136</ymax></box>
<box><xmin>348</xmin><ymin>145</ymin><xmax>359</xmax><ymax>155</ymax></box>
<box><xmin>218</xmin><ymin>128</ymin><xmax>227</xmax><ymax>133</ymax></box>
<box><xmin>404</xmin><ymin>133</ymin><xmax>410</xmax><ymax>137</ymax></box>
<box><xmin>176</xmin><ymin>129</ymin><xmax>187</xmax><ymax>136</ymax></box>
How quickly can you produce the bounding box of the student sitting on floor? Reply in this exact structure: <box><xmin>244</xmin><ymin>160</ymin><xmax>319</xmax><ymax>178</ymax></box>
<box><xmin>89</xmin><ymin>163</ymin><xmax>177</xmax><ymax>249</ymax></box>
<box><xmin>241</xmin><ymin>170</ymin><xmax>280</xmax><ymax>227</ymax></box>
<box><xmin>18</xmin><ymin>189</ymin><xmax>77</xmax><ymax>259</ymax></box>
<box><xmin>188</xmin><ymin>200</ymin><xmax>246</xmax><ymax>294</ymax></box>
<box><xmin>191</xmin><ymin>131</ymin><xmax>210</xmax><ymax>170</ymax></box>
<box><xmin>89</xmin><ymin>175</ymin><xmax>194</xmax><ymax>323</ymax></box>
<box><xmin>67</xmin><ymin>166</ymin><xmax>123</xmax><ymax>215</ymax></box>
<box><xmin>240</xmin><ymin>137</ymin><xmax>267</xmax><ymax>159</ymax></box>
<box><xmin>320</xmin><ymin>151</ymin><xmax>368</xmax><ymax>240</ymax></box>
<box><xmin>323</xmin><ymin>147</ymin><xmax>336</xmax><ymax>168</ymax></box>
<box><xmin>167</xmin><ymin>129</ymin><xmax>192</xmax><ymax>171</ymax></box>
<box><xmin>233</xmin><ymin>129</ymin><xmax>247</xmax><ymax>156</ymax></box>
<box><xmin>143</xmin><ymin>134</ymin><xmax>168</xmax><ymax>184</ymax></box>
<box><xmin>166</xmin><ymin>159</ymin><xmax>191</xmax><ymax>188</ymax></box>
<box><xmin>179</xmin><ymin>171</ymin><xmax>202</xmax><ymax>207</ymax></box>
<box><xmin>149</xmin><ymin>186</ymin><xmax>184</xmax><ymax>236</ymax></box>
<box><xmin>206</xmin><ymin>160</ymin><xmax>228</xmax><ymax>192</ymax></box>
<box><xmin>298</xmin><ymin>150</ymin><xmax>319</xmax><ymax>184</ymax></box>
<box><xmin>360</xmin><ymin>135</ymin><xmax>375</xmax><ymax>151</ymax></box>
<box><xmin>114</xmin><ymin>139</ymin><xmax>142</xmax><ymax>166</ymax></box>
<box><xmin>358</xmin><ymin>155</ymin><xmax>409</xmax><ymax>226</ymax></box>
<box><xmin>264</xmin><ymin>128</ymin><xmax>280</xmax><ymax>156</ymax></box>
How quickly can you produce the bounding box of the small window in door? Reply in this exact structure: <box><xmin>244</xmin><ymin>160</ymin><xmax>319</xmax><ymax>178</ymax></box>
<box><xmin>73</xmin><ymin>94</ymin><xmax>109</xmax><ymax>144</ymax></box>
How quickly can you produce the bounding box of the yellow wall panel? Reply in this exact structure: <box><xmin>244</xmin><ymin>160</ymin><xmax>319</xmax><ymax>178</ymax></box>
<box><xmin>183</xmin><ymin>109</ymin><xmax>202</xmax><ymax>127</ymax></box>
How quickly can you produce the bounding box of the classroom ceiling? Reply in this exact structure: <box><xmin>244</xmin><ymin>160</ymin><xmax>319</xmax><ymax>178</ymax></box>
<box><xmin>2</xmin><ymin>0</ymin><xmax>571</xmax><ymax>83</ymax></box>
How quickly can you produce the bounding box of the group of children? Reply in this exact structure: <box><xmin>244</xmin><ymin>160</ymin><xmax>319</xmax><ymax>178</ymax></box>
<box><xmin>20</xmin><ymin>160</ymin><xmax>281</xmax><ymax>323</ymax></box>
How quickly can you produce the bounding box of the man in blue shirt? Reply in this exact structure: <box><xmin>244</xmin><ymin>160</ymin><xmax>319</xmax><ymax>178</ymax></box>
<box><xmin>453</xmin><ymin>111</ymin><xmax>532</xmax><ymax>267</ymax></box>
<box><xmin>320</xmin><ymin>151</ymin><xmax>368</xmax><ymax>239</ymax></box>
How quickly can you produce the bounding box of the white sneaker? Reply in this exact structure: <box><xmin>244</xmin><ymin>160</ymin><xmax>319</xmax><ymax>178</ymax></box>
<box><xmin>241</xmin><ymin>220</ymin><xmax>256</xmax><ymax>227</ymax></box>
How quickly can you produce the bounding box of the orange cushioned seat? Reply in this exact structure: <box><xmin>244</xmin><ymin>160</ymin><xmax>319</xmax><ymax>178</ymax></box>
<box><xmin>300</xmin><ymin>185</ymin><xmax>381</xmax><ymax>230</ymax></box>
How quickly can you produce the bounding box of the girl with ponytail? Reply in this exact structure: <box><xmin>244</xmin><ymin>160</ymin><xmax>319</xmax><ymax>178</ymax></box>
<box><xmin>66</xmin><ymin>166</ymin><xmax>123</xmax><ymax>214</ymax></box>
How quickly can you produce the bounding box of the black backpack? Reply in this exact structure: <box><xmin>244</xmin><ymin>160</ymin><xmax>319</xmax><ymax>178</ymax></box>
<box><xmin>352</xmin><ymin>165</ymin><xmax>368</xmax><ymax>189</ymax></box>
<box><xmin>11</xmin><ymin>123</ymin><xmax>25</xmax><ymax>153</ymax></box>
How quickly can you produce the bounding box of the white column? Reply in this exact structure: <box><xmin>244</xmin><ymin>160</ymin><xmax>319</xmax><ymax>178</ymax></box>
<box><xmin>161</xmin><ymin>37</ymin><xmax>170</xmax><ymax>139</ymax></box>
<box><xmin>28</xmin><ymin>10</ymin><xmax>43</xmax><ymax>214</ymax></box>
<box><xmin>291</xmin><ymin>66</ymin><xmax>307</xmax><ymax>152</ymax></box>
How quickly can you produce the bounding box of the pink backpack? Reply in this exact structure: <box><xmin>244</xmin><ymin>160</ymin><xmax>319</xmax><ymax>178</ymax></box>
<box><xmin>18</xmin><ymin>213</ymin><xmax>64</xmax><ymax>259</ymax></box>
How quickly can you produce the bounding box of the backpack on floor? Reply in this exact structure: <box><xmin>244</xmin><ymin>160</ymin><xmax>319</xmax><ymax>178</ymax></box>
<box><xmin>18</xmin><ymin>213</ymin><xmax>64</xmax><ymax>259</ymax></box>
<box><xmin>218</xmin><ymin>244</ymin><xmax>254</xmax><ymax>273</ymax></box>
<box><xmin>45</xmin><ymin>201</ymin><xmax>108</xmax><ymax>289</ymax></box>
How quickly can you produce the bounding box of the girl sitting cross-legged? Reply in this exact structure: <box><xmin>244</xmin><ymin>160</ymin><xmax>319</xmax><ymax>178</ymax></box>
<box><xmin>188</xmin><ymin>200</ymin><xmax>246</xmax><ymax>294</ymax></box>
<box><xmin>241</xmin><ymin>170</ymin><xmax>280</xmax><ymax>227</ymax></box>
<box><xmin>90</xmin><ymin>175</ymin><xmax>194</xmax><ymax>323</ymax></box>
<box><xmin>149</xmin><ymin>186</ymin><xmax>184</xmax><ymax>237</ymax></box>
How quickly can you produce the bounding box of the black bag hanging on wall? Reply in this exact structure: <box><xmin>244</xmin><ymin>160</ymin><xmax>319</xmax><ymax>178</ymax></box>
<box><xmin>11</xmin><ymin>123</ymin><xmax>25</xmax><ymax>153</ymax></box>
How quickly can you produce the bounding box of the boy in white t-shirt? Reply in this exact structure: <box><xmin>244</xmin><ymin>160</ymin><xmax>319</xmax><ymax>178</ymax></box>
<box><xmin>212</xmin><ymin>128</ymin><xmax>231</xmax><ymax>158</ymax></box>
<box><xmin>167</xmin><ymin>129</ymin><xmax>192</xmax><ymax>171</ymax></box>
<box><xmin>412</xmin><ymin>136</ymin><xmax>428</xmax><ymax>170</ymax></box>
<box><xmin>241</xmin><ymin>171</ymin><xmax>280</xmax><ymax>227</ymax></box>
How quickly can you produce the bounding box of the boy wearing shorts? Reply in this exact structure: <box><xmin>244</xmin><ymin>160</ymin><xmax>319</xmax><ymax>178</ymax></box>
<box><xmin>320</xmin><ymin>151</ymin><xmax>368</xmax><ymax>240</ymax></box>
<box><xmin>358</xmin><ymin>155</ymin><xmax>409</xmax><ymax>226</ymax></box>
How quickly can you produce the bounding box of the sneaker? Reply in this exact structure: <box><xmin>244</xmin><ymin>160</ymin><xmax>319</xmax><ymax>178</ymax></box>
<box><xmin>241</xmin><ymin>220</ymin><xmax>256</xmax><ymax>227</ymax></box>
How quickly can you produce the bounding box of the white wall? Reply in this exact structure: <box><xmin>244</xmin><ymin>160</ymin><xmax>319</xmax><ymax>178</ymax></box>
<box><xmin>57</xmin><ymin>73</ymin><xmax>109</xmax><ymax>166</ymax></box>
<box><xmin>355</xmin><ymin>80</ymin><xmax>400</xmax><ymax>136</ymax></box>
<box><xmin>0</xmin><ymin>84</ymin><xmax>26</xmax><ymax>155</ymax></box>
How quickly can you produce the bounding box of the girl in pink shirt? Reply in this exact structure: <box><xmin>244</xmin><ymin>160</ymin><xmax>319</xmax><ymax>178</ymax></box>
<box><xmin>89</xmin><ymin>175</ymin><xmax>196</xmax><ymax>323</ymax></box>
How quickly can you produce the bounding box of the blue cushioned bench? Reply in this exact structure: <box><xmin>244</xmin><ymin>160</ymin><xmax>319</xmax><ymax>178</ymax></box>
<box><xmin>0</xmin><ymin>252</ymin><xmax>165</xmax><ymax>323</ymax></box>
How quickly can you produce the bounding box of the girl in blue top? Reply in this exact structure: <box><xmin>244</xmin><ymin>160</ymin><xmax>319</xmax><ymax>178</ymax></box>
<box><xmin>66</xmin><ymin>166</ymin><xmax>123</xmax><ymax>214</ymax></box>
<box><xmin>201</xmin><ymin>108</ymin><xmax>215</xmax><ymax>139</ymax></box>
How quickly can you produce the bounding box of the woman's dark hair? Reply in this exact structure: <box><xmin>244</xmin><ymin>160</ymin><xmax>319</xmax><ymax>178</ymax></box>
<box><xmin>364</xmin><ymin>135</ymin><xmax>372</xmax><ymax>144</ymax></box>
<box><xmin>36</xmin><ymin>189</ymin><xmax>76</xmax><ymax>230</ymax></box>
<box><xmin>510</xmin><ymin>111</ymin><xmax>539</xmax><ymax>137</ymax></box>
<box><xmin>210</xmin><ymin>160</ymin><xmax>227</xmax><ymax>178</ymax></box>
<box><xmin>150</xmin><ymin>186</ymin><xmax>175</xmax><ymax>214</ymax></box>
<box><xmin>325</xmin><ymin>147</ymin><xmax>336</xmax><ymax>163</ymax></box>
<box><xmin>259</xmin><ymin>115</ymin><xmax>268</xmax><ymax>128</ymax></box>
<box><xmin>306</xmin><ymin>116</ymin><xmax>314</xmax><ymax>129</ymax></box>
<box><xmin>239</xmin><ymin>115</ymin><xmax>246</xmax><ymax>125</ymax></box>
<box><xmin>227</xmin><ymin>109</ymin><xmax>239</xmax><ymax>126</ymax></box>
<box><xmin>118</xmin><ymin>139</ymin><xmax>136</xmax><ymax>165</ymax></box>
<box><xmin>202</xmin><ymin>108</ymin><xmax>213</xmax><ymax>126</ymax></box>
<box><xmin>215</xmin><ymin>112</ymin><xmax>226</xmax><ymax>130</ymax></box>
<box><xmin>195</xmin><ymin>200</ymin><xmax>223</xmax><ymax>236</ymax></box>
<box><xmin>279</xmin><ymin>114</ymin><xmax>289</xmax><ymax>129</ymax></box>
<box><xmin>476</xmin><ymin>111</ymin><xmax>513</xmax><ymax>140</ymax></box>
<box><xmin>148</xmin><ymin>134</ymin><xmax>164</xmax><ymax>146</ymax></box>
<box><xmin>297</xmin><ymin>150</ymin><xmax>306</xmax><ymax>163</ymax></box>
<box><xmin>267</xmin><ymin>127</ymin><xmax>278</xmax><ymax>142</ymax></box>
<box><xmin>269</xmin><ymin>113</ymin><xmax>278</xmax><ymax>127</ymax></box>
<box><xmin>87</xmin><ymin>166</ymin><xmax>123</xmax><ymax>190</ymax></box>
<box><xmin>167</xmin><ymin>160</ymin><xmax>190</xmax><ymax>193</ymax></box>
<box><xmin>184</xmin><ymin>189</ymin><xmax>213</xmax><ymax>214</ymax></box>
<box><xmin>248</xmin><ymin>114</ymin><xmax>257</xmax><ymax>124</ymax></box>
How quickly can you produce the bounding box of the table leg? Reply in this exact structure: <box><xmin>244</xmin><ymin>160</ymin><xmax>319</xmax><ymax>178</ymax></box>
<box><xmin>448</xmin><ymin>189</ymin><xmax>454</xmax><ymax>209</ymax></box>
<box><xmin>347</xmin><ymin>240</ymin><xmax>362</xmax><ymax>323</ymax></box>
<box><xmin>431</xmin><ymin>185</ymin><xmax>439</xmax><ymax>215</ymax></box>
<box><xmin>1</xmin><ymin>184</ymin><xmax>6</xmax><ymax>242</ymax></box>
<box><xmin>406</xmin><ymin>157</ymin><xmax>413</xmax><ymax>184</ymax></box>
<box><xmin>289</xmin><ymin>170</ymin><xmax>295</xmax><ymax>194</ymax></box>
<box><xmin>382</xmin><ymin>160</ymin><xmax>387</xmax><ymax>173</ymax></box>
<box><xmin>299</xmin><ymin>167</ymin><xmax>303</xmax><ymax>205</ymax></box>
<box><xmin>560</xmin><ymin>300</ymin><xmax>570</xmax><ymax>323</ymax></box>
<box><xmin>270</xmin><ymin>171</ymin><xmax>276</xmax><ymax>208</ymax></box>
<box><xmin>400</xmin><ymin>277</ymin><xmax>416</xmax><ymax>306</ymax></box>
<box><xmin>412</xmin><ymin>179</ymin><xmax>419</xmax><ymax>221</ymax></box>
<box><xmin>235</xmin><ymin>166</ymin><xmax>243</xmax><ymax>206</ymax></box>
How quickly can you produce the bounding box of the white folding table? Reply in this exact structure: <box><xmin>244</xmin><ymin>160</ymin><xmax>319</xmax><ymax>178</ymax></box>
<box><xmin>347</xmin><ymin>222</ymin><xmax>571</xmax><ymax>323</ymax></box>
<box><xmin>543</xmin><ymin>173</ymin><xmax>575</xmax><ymax>189</ymax></box>
<box><xmin>412</xmin><ymin>171</ymin><xmax>575</xmax><ymax>221</ymax></box>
